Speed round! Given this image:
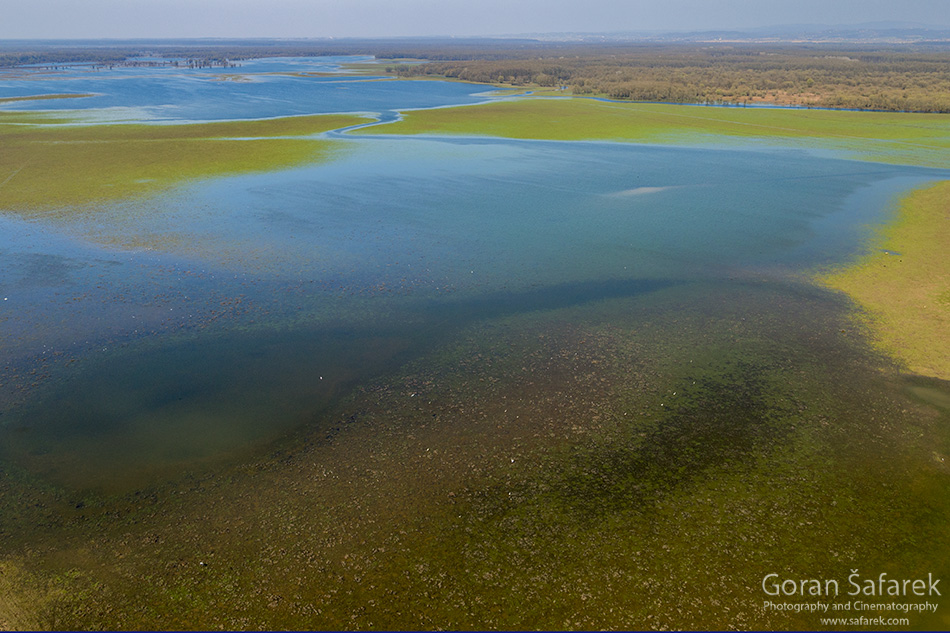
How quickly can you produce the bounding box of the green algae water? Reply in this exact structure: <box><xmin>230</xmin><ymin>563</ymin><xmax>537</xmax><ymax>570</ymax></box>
<box><xmin>1</xmin><ymin>59</ymin><xmax>950</xmax><ymax>630</ymax></box>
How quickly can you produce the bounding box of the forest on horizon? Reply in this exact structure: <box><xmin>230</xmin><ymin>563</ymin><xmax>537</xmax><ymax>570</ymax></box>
<box><xmin>3</xmin><ymin>39</ymin><xmax>950</xmax><ymax>112</ymax></box>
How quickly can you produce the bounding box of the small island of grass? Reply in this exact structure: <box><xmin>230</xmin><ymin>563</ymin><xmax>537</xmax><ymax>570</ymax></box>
<box><xmin>361</xmin><ymin>96</ymin><xmax>950</xmax><ymax>168</ymax></box>
<box><xmin>0</xmin><ymin>112</ymin><xmax>368</xmax><ymax>217</ymax></box>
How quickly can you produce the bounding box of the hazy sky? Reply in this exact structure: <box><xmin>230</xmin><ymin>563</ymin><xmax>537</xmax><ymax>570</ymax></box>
<box><xmin>2</xmin><ymin>0</ymin><xmax>948</xmax><ymax>39</ymax></box>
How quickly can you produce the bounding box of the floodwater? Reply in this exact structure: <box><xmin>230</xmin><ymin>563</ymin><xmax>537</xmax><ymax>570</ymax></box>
<box><xmin>1</xmin><ymin>56</ymin><xmax>949</xmax><ymax>630</ymax></box>
<box><xmin>2</xmin><ymin>131</ymin><xmax>943</xmax><ymax>488</ymax></box>
<box><xmin>0</xmin><ymin>52</ymin><xmax>946</xmax><ymax>490</ymax></box>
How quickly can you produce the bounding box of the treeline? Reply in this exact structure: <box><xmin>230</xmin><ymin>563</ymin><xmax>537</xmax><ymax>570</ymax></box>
<box><xmin>0</xmin><ymin>49</ymin><xmax>130</xmax><ymax>68</ymax></box>
<box><xmin>389</xmin><ymin>45</ymin><xmax>950</xmax><ymax>113</ymax></box>
<box><xmin>3</xmin><ymin>40</ymin><xmax>950</xmax><ymax>112</ymax></box>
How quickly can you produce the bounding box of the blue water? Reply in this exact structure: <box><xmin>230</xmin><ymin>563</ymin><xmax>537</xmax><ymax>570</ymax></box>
<box><xmin>1</xmin><ymin>56</ymin><xmax>947</xmax><ymax>491</ymax></box>
<box><xmin>79</xmin><ymin>137</ymin><xmax>941</xmax><ymax>290</ymax></box>
<box><xmin>0</xmin><ymin>56</ymin><xmax>497</xmax><ymax>121</ymax></box>
<box><xmin>3</xmin><ymin>136</ymin><xmax>937</xmax><ymax>364</ymax></box>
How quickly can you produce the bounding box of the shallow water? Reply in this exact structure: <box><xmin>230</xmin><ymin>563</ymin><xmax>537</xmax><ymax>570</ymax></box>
<box><xmin>63</xmin><ymin>137</ymin><xmax>948</xmax><ymax>282</ymax></box>
<box><xmin>1</xmin><ymin>119</ymin><xmax>947</xmax><ymax>490</ymax></box>
<box><xmin>2</xmin><ymin>56</ymin><xmax>950</xmax><ymax>630</ymax></box>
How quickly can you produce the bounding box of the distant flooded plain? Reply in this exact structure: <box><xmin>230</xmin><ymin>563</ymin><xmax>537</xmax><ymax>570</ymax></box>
<box><xmin>1</xmin><ymin>57</ymin><xmax>948</xmax><ymax>630</ymax></box>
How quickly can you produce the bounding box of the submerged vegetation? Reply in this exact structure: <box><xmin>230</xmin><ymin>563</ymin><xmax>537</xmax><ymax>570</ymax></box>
<box><xmin>2</xmin><ymin>282</ymin><xmax>948</xmax><ymax>630</ymax></box>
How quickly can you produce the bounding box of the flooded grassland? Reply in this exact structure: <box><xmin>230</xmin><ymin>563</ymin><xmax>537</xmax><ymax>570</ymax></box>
<box><xmin>364</xmin><ymin>97</ymin><xmax>950</xmax><ymax>168</ymax></box>
<box><xmin>1</xmin><ymin>59</ymin><xmax>949</xmax><ymax>630</ymax></box>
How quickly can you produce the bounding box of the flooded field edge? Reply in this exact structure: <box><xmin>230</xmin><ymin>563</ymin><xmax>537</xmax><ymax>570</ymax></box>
<box><xmin>360</xmin><ymin>97</ymin><xmax>950</xmax><ymax>169</ymax></box>
<box><xmin>819</xmin><ymin>180</ymin><xmax>950</xmax><ymax>381</ymax></box>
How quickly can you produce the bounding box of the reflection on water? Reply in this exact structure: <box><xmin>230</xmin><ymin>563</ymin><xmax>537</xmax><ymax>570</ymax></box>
<box><xmin>64</xmin><ymin>138</ymin><xmax>949</xmax><ymax>286</ymax></box>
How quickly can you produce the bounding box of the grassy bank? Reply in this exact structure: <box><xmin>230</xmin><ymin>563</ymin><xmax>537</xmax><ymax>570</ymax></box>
<box><xmin>360</xmin><ymin>96</ymin><xmax>950</xmax><ymax>167</ymax></box>
<box><xmin>821</xmin><ymin>181</ymin><xmax>950</xmax><ymax>381</ymax></box>
<box><xmin>0</xmin><ymin>112</ymin><xmax>367</xmax><ymax>216</ymax></box>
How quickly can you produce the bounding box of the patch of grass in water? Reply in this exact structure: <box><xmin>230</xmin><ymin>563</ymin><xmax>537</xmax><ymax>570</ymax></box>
<box><xmin>362</xmin><ymin>96</ymin><xmax>950</xmax><ymax>167</ymax></box>
<box><xmin>547</xmin><ymin>356</ymin><xmax>798</xmax><ymax>519</ymax></box>
<box><xmin>0</xmin><ymin>93</ymin><xmax>95</xmax><ymax>104</ymax></box>
<box><xmin>0</xmin><ymin>112</ymin><xmax>368</xmax><ymax>215</ymax></box>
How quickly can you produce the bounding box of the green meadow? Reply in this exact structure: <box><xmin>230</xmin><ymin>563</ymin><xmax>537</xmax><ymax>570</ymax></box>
<box><xmin>364</xmin><ymin>96</ymin><xmax>950</xmax><ymax>167</ymax></box>
<box><xmin>821</xmin><ymin>181</ymin><xmax>950</xmax><ymax>381</ymax></box>
<box><xmin>0</xmin><ymin>112</ymin><xmax>367</xmax><ymax>216</ymax></box>
<box><xmin>0</xmin><ymin>93</ymin><xmax>96</xmax><ymax>104</ymax></box>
